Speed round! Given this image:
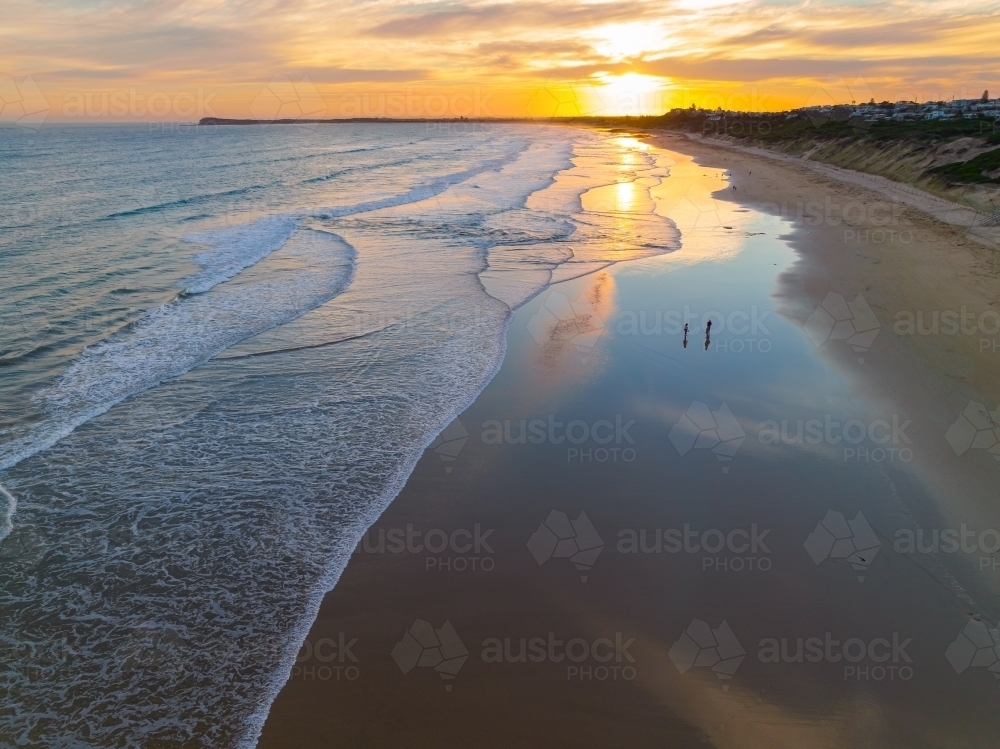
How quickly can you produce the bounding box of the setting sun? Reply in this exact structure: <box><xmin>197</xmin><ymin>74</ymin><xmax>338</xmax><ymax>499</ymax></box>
<box><xmin>593</xmin><ymin>72</ymin><xmax>671</xmax><ymax>115</ymax></box>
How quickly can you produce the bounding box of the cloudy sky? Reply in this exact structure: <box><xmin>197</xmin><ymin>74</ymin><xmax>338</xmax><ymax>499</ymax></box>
<box><xmin>3</xmin><ymin>0</ymin><xmax>1000</xmax><ymax>119</ymax></box>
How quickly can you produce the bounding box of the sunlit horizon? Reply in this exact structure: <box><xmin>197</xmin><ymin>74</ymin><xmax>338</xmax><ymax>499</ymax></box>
<box><xmin>3</xmin><ymin>0</ymin><xmax>1000</xmax><ymax>123</ymax></box>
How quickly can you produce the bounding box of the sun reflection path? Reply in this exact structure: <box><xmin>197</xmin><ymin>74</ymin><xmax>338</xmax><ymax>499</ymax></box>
<box><xmin>573</xmin><ymin>135</ymin><xmax>680</xmax><ymax>262</ymax></box>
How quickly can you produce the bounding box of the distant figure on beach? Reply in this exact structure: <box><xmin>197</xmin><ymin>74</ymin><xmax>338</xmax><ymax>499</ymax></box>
<box><xmin>705</xmin><ymin>320</ymin><xmax>712</xmax><ymax>350</ymax></box>
<box><xmin>683</xmin><ymin>323</ymin><xmax>689</xmax><ymax>348</ymax></box>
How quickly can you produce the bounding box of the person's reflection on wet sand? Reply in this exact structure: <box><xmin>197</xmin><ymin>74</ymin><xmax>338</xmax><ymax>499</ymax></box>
<box><xmin>683</xmin><ymin>323</ymin><xmax>688</xmax><ymax>348</ymax></box>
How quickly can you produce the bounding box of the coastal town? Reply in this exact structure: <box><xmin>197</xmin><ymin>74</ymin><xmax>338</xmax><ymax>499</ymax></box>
<box><xmin>688</xmin><ymin>92</ymin><xmax>1000</xmax><ymax>124</ymax></box>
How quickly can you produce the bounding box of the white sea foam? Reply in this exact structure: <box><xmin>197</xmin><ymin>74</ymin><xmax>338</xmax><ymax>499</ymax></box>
<box><xmin>0</xmin><ymin>125</ymin><xmax>684</xmax><ymax>749</ymax></box>
<box><xmin>184</xmin><ymin>215</ymin><xmax>300</xmax><ymax>295</ymax></box>
<box><xmin>179</xmin><ymin>148</ymin><xmax>529</xmax><ymax>302</ymax></box>
<box><xmin>310</xmin><ymin>149</ymin><xmax>526</xmax><ymax>220</ymax></box>
<box><xmin>0</xmin><ymin>483</ymin><xmax>15</xmax><ymax>543</ymax></box>
<box><xmin>0</xmin><ymin>229</ymin><xmax>356</xmax><ymax>472</ymax></box>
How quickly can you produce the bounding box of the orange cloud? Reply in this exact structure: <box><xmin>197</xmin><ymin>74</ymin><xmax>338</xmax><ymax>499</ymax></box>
<box><xmin>2</xmin><ymin>0</ymin><xmax>997</xmax><ymax>120</ymax></box>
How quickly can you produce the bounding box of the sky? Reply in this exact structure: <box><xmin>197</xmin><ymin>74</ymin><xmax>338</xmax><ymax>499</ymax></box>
<box><xmin>2</xmin><ymin>0</ymin><xmax>1000</xmax><ymax>121</ymax></box>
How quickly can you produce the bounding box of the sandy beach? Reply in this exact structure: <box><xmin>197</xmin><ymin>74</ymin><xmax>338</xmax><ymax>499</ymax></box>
<box><xmin>256</xmin><ymin>133</ymin><xmax>1000</xmax><ymax>748</ymax></box>
<box><xmin>652</xmin><ymin>132</ymin><xmax>1000</xmax><ymax>554</ymax></box>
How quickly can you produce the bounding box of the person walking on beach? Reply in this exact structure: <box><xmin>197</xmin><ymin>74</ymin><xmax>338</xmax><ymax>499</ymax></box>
<box><xmin>683</xmin><ymin>323</ymin><xmax>689</xmax><ymax>348</ymax></box>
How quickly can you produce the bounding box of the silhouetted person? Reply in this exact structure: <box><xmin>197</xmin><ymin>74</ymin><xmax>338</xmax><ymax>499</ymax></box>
<box><xmin>683</xmin><ymin>323</ymin><xmax>689</xmax><ymax>348</ymax></box>
<box><xmin>705</xmin><ymin>320</ymin><xmax>712</xmax><ymax>351</ymax></box>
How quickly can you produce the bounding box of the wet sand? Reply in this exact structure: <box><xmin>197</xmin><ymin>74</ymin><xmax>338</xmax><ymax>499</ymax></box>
<box><xmin>256</xmin><ymin>137</ymin><xmax>1000</xmax><ymax>748</ymax></box>
<box><xmin>651</xmin><ymin>131</ymin><xmax>1000</xmax><ymax>553</ymax></box>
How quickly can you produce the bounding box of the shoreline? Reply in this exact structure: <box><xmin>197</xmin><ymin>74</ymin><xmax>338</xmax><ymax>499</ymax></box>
<box><xmin>673</xmin><ymin>131</ymin><xmax>1000</xmax><ymax>248</ymax></box>
<box><xmin>648</xmin><ymin>131</ymin><xmax>1000</xmax><ymax>537</ymax></box>
<box><xmin>255</xmin><ymin>133</ymin><xmax>1000</xmax><ymax>746</ymax></box>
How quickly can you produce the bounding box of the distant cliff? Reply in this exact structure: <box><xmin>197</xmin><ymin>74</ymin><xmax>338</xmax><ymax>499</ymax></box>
<box><xmin>656</xmin><ymin>110</ymin><xmax>1000</xmax><ymax>212</ymax></box>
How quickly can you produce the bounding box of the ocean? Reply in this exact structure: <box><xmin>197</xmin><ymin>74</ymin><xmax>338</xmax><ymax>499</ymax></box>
<box><xmin>0</xmin><ymin>123</ymin><xmax>681</xmax><ymax>746</ymax></box>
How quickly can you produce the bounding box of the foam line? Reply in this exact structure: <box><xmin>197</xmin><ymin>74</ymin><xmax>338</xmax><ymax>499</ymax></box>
<box><xmin>309</xmin><ymin>151</ymin><xmax>525</xmax><ymax>220</ymax></box>
<box><xmin>181</xmin><ymin>152</ymin><xmax>525</xmax><ymax>297</ymax></box>
<box><xmin>0</xmin><ymin>230</ymin><xmax>357</xmax><ymax>472</ymax></box>
<box><xmin>0</xmin><ymin>483</ymin><xmax>15</xmax><ymax>543</ymax></box>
